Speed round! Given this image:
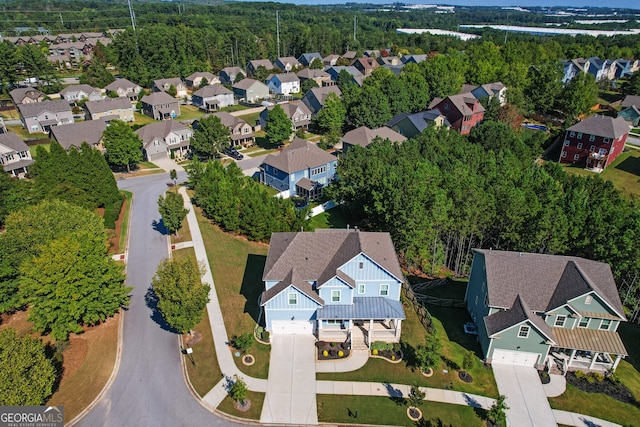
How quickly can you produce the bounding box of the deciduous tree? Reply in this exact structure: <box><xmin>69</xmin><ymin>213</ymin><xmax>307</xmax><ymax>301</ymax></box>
<box><xmin>560</xmin><ymin>73</ymin><xmax>598</xmax><ymax>121</ymax></box>
<box><xmin>102</xmin><ymin>120</ymin><xmax>143</xmax><ymax>173</ymax></box>
<box><xmin>314</xmin><ymin>92</ymin><xmax>346</xmax><ymax>139</ymax></box>
<box><xmin>0</xmin><ymin>329</ymin><xmax>56</xmax><ymax>405</ymax></box>
<box><xmin>152</xmin><ymin>257</ymin><xmax>210</xmax><ymax>334</ymax></box>
<box><xmin>622</xmin><ymin>71</ymin><xmax>640</xmax><ymax>96</ymax></box>
<box><xmin>158</xmin><ymin>191</ymin><xmax>189</xmax><ymax>236</ymax></box>
<box><xmin>265</xmin><ymin>104</ymin><xmax>292</xmax><ymax>146</ymax></box>
<box><xmin>190</xmin><ymin>115</ymin><xmax>231</xmax><ymax>159</ymax></box>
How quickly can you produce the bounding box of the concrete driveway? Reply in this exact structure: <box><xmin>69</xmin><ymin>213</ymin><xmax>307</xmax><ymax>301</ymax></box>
<box><xmin>492</xmin><ymin>363</ymin><xmax>557</xmax><ymax>427</ymax></box>
<box><xmin>260</xmin><ymin>334</ymin><xmax>317</xmax><ymax>425</ymax></box>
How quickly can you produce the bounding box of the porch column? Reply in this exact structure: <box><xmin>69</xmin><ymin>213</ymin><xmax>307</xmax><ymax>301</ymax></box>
<box><xmin>568</xmin><ymin>349</ymin><xmax>577</xmax><ymax>367</ymax></box>
<box><xmin>368</xmin><ymin>319</ymin><xmax>373</xmax><ymax>345</ymax></box>
<box><xmin>589</xmin><ymin>352</ymin><xmax>599</xmax><ymax>370</ymax></box>
<box><xmin>395</xmin><ymin>319</ymin><xmax>402</xmax><ymax>338</ymax></box>
<box><xmin>612</xmin><ymin>354</ymin><xmax>622</xmax><ymax>371</ymax></box>
<box><xmin>318</xmin><ymin>319</ymin><xmax>323</xmax><ymax>330</ymax></box>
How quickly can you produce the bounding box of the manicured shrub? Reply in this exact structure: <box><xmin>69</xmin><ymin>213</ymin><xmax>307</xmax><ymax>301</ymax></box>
<box><xmin>372</xmin><ymin>349</ymin><xmax>379</xmax><ymax>355</ymax></box>
<box><xmin>261</xmin><ymin>331</ymin><xmax>270</xmax><ymax>341</ymax></box>
<box><xmin>323</xmin><ymin>350</ymin><xmax>328</xmax><ymax>357</ymax></box>
<box><xmin>338</xmin><ymin>350</ymin><xmax>344</xmax><ymax>357</ymax></box>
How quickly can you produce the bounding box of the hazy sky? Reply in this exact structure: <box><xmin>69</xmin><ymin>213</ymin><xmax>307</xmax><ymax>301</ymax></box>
<box><xmin>230</xmin><ymin>0</ymin><xmax>640</xmax><ymax>11</ymax></box>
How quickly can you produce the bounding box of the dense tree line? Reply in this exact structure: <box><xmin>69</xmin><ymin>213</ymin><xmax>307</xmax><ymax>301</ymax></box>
<box><xmin>186</xmin><ymin>160</ymin><xmax>309</xmax><ymax>242</ymax></box>
<box><xmin>327</xmin><ymin>123</ymin><xmax>640</xmax><ymax>315</ymax></box>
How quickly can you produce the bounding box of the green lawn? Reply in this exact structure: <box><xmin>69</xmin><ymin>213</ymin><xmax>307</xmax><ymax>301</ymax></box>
<box><xmin>138</xmin><ymin>161</ymin><xmax>160</xmax><ymax>169</ymax></box>
<box><xmin>237</xmin><ymin>112</ymin><xmax>261</xmax><ymax>127</ymax></box>
<box><xmin>309</xmin><ymin>205</ymin><xmax>349</xmax><ymax>230</ymax></box>
<box><xmin>415</xmin><ymin>279</ymin><xmax>468</xmax><ymax>300</ymax></box>
<box><xmin>29</xmin><ymin>142</ymin><xmax>51</xmax><ymax>157</ymax></box>
<box><xmin>195</xmin><ymin>208</ymin><xmax>271</xmax><ymax>378</ymax></box>
<box><xmin>1</xmin><ymin>108</ymin><xmax>20</xmax><ymax>120</ymax></box>
<box><xmin>317</xmin><ymin>297</ymin><xmax>499</xmax><ymax>398</ymax></box>
<box><xmin>178</xmin><ymin>104</ymin><xmax>206</xmax><ymax>121</ymax></box>
<box><xmin>170</xmin><ymin>213</ymin><xmax>192</xmax><ymax>245</ymax></box>
<box><xmin>132</xmin><ymin>112</ymin><xmax>156</xmax><ymax>126</ymax></box>
<box><xmin>220</xmin><ymin>105</ymin><xmax>250</xmax><ymax>113</ymax></box>
<box><xmin>217</xmin><ymin>391</ymin><xmax>265</xmax><ymax>420</ymax></box>
<box><xmin>118</xmin><ymin>191</ymin><xmax>133</xmax><ymax>253</ymax></box>
<box><xmin>563</xmin><ymin>149</ymin><xmax>640</xmax><ymax>200</ymax></box>
<box><xmin>260</xmin><ymin>184</ymin><xmax>280</xmax><ymax>196</ymax></box>
<box><xmin>7</xmin><ymin>124</ymin><xmax>47</xmax><ymax>141</ymax></box>
<box><xmin>317</xmin><ymin>395</ymin><xmax>485</xmax><ymax>426</ymax></box>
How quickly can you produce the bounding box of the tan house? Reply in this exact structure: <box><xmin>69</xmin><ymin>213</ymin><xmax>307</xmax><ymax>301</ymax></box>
<box><xmin>136</xmin><ymin>120</ymin><xmax>193</xmax><ymax>161</ymax></box>
<box><xmin>209</xmin><ymin>111</ymin><xmax>255</xmax><ymax>147</ymax></box>
<box><xmin>17</xmin><ymin>100</ymin><xmax>74</xmax><ymax>134</ymax></box>
<box><xmin>185</xmin><ymin>72</ymin><xmax>220</xmax><ymax>88</ymax></box>
<box><xmin>153</xmin><ymin>78</ymin><xmax>188</xmax><ymax>98</ymax></box>
<box><xmin>104</xmin><ymin>78</ymin><xmax>142</xmax><ymax>102</ymax></box>
<box><xmin>10</xmin><ymin>87</ymin><xmax>45</xmax><ymax>105</ymax></box>
<box><xmin>0</xmin><ymin>132</ymin><xmax>34</xmax><ymax>177</ymax></box>
<box><xmin>85</xmin><ymin>98</ymin><xmax>135</xmax><ymax>122</ymax></box>
<box><xmin>342</xmin><ymin>126</ymin><xmax>406</xmax><ymax>153</ymax></box>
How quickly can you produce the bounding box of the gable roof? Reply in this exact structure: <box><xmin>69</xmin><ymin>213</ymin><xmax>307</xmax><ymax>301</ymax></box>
<box><xmin>248</xmin><ymin>59</ymin><xmax>274</xmax><ymax>70</ymax></box>
<box><xmin>186</xmin><ymin>71</ymin><xmax>217</xmax><ymax>82</ymax></box>
<box><xmin>192</xmin><ymin>84</ymin><xmax>233</xmax><ymax>97</ymax></box>
<box><xmin>220</xmin><ymin>66</ymin><xmax>245</xmax><ymax>77</ymax></box>
<box><xmin>484</xmin><ymin>295</ymin><xmax>554</xmax><ymax>340</ymax></box>
<box><xmin>9</xmin><ymin>87</ymin><xmax>44</xmax><ymax>104</ymax></box>
<box><xmin>298</xmin><ymin>52</ymin><xmax>322</xmax><ymax>65</ymax></box>
<box><xmin>17</xmin><ymin>99</ymin><xmax>71</xmax><ymax>117</ymax></box>
<box><xmin>135</xmin><ymin>120</ymin><xmax>189</xmax><ymax>145</ymax></box>
<box><xmin>272</xmin><ymin>100</ymin><xmax>312</xmax><ymax>120</ymax></box>
<box><xmin>104</xmin><ymin>78</ymin><xmax>141</xmax><ymax>92</ymax></box>
<box><xmin>233</xmin><ymin>78</ymin><xmax>266</xmax><ymax>91</ymax></box>
<box><xmin>430</xmin><ymin>93</ymin><xmax>485</xmax><ymax>116</ymax></box>
<box><xmin>621</xmin><ymin>95</ymin><xmax>640</xmax><ymax>109</ymax></box>
<box><xmin>85</xmin><ymin>97</ymin><xmax>132</xmax><ymax>114</ymax></box>
<box><xmin>476</xmin><ymin>249</ymin><xmax>625</xmax><ymax>320</ymax></box>
<box><xmin>275</xmin><ymin>56</ymin><xmax>301</xmax><ymax>68</ymax></box>
<box><xmin>50</xmin><ymin>120</ymin><xmax>107</xmax><ymax>149</ymax></box>
<box><xmin>566</xmin><ymin>115</ymin><xmax>630</xmax><ymax>139</ymax></box>
<box><xmin>261</xmin><ymin>268</ymin><xmax>324</xmax><ymax>306</ymax></box>
<box><xmin>141</xmin><ymin>92</ymin><xmax>178</xmax><ymax>106</ymax></box>
<box><xmin>303</xmin><ymin>86</ymin><xmax>342</xmax><ymax>108</ymax></box>
<box><xmin>297</xmin><ymin>68</ymin><xmax>330</xmax><ymax>79</ymax></box>
<box><xmin>268</xmin><ymin>73</ymin><xmax>299</xmax><ymax>84</ymax></box>
<box><xmin>387</xmin><ymin>109</ymin><xmax>451</xmax><ymax>133</ymax></box>
<box><xmin>342</xmin><ymin>126</ymin><xmax>406</xmax><ymax>148</ymax></box>
<box><xmin>261</xmin><ymin>137</ymin><xmax>335</xmax><ymax>174</ymax></box>
<box><xmin>0</xmin><ymin>132</ymin><xmax>29</xmax><ymax>152</ymax></box>
<box><xmin>59</xmin><ymin>84</ymin><xmax>100</xmax><ymax>97</ymax></box>
<box><xmin>153</xmin><ymin>77</ymin><xmax>184</xmax><ymax>89</ymax></box>
<box><xmin>209</xmin><ymin>111</ymin><xmax>248</xmax><ymax>128</ymax></box>
<box><xmin>263</xmin><ymin>230</ymin><xmax>403</xmax><ymax>287</ymax></box>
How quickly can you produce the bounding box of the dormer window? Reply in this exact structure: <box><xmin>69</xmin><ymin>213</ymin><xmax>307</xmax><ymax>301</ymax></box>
<box><xmin>554</xmin><ymin>315</ymin><xmax>566</xmax><ymax>327</ymax></box>
<box><xmin>518</xmin><ymin>325</ymin><xmax>530</xmax><ymax>338</ymax></box>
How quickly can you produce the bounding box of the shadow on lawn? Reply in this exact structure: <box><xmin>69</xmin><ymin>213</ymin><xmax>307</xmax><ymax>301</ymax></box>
<box><xmin>618</xmin><ymin>322</ymin><xmax>640</xmax><ymax>373</ymax></box>
<box><xmin>425</xmin><ymin>304</ymin><xmax>484</xmax><ymax>359</ymax></box>
<box><xmin>614</xmin><ymin>155</ymin><xmax>640</xmax><ymax>177</ymax></box>
<box><xmin>240</xmin><ymin>253</ymin><xmax>267</xmax><ymax>325</ymax></box>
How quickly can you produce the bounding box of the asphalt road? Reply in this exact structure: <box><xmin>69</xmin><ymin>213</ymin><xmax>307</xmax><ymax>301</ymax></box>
<box><xmin>77</xmin><ymin>171</ymin><xmax>239</xmax><ymax>427</ymax></box>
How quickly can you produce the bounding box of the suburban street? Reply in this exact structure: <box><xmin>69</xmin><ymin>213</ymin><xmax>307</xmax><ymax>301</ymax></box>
<box><xmin>76</xmin><ymin>171</ymin><xmax>239</xmax><ymax>427</ymax></box>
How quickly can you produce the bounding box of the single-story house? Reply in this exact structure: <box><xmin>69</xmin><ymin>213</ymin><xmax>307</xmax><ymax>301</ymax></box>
<box><xmin>232</xmin><ymin>79</ymin><xmax>270</xmax><ymax>103</ymax></box>
<box><xmin>465</xmin><ymin>249</ymin><xmax>628</xmax><ymax>373</ymax></box>
<box><xmin>191</xmin><ymin>84</ymin><xmax>235</xmax><ymax>112</ymax></box>
<box><xmin>0</xmin><ymin>132</ymin><xmax>34</xmax><ymax>177</ymax></box>
<box><xmin>135</xmin><ymin>120</ymin><xmax>193</xmax><ymax>161</ymax></box>
<box><xmin>49</xmin><ymin>119</ymin><xmax>108</xmax><ymax>151</ymax></box>
<box><xmin>260</xmin><ymin>137</ymin><xmax>336</xmax><ymax>199</ymax></box>
<box><xmin>261</xmin><ymin>228</ymin><xmax>405</xmax><ymax>346</ymax></box>
<box><xmin>17</xmin><ymin>100</ymin><xmax>74</xmax><ymax>134</ymax></box>
<box><xmin>84</xmin><ymin>97</ymin><xmax>134</xmax><ymax>122</ymax></box>
<box><xmin>342</xmin><ymin>126</ymin><xmax>406</xmax><ymax>153</ymax></box>
<box><xmin>140</xmin><ymin>92</ymin><xmax>181</xmax><ymax>121</ymax></box>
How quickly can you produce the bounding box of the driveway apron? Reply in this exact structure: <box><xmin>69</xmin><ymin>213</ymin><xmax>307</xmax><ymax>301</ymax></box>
<box><xmin>492</xmin><ymin>363</ymin><xmax>557</xmax><ymax>427</ymax></box>
<box><xmin>260</xmin><ymin>335</ymin><xmax>318</xmax><ymax>425</ymax></box>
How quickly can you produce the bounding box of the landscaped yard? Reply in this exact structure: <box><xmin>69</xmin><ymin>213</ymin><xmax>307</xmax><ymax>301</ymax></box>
<box><xmin>317</xmin><ymin>395</ymin><xmax>485</xmax><ymax>426</ymax></box>
<box><xmin>195</xmin><ymin>208</ymin><xmax>271</xmax><ymax>379</ymax></box>
<box><xmin>217</xmin><ymin>391</ymin><xmax>265</xmax><ymax>420</ymax></box>
<box><xmin>309</xmin><ymin>205</ymin><xmax>349</xmax><ymax>230</ymax></box>
<box><xmin>236</xmin><ymin>112</ymin><xmax>261</xmax><ymax>127</ymax></box>
<box><xmin>170</xmin><ymin>212</ymin><xmax>192</xmax><ymax>245</ymax></box>
<box><xmin>317</xmin><ymin>293</ymin><xmax>499</xmax><ymax>399</ymax></box>
<box><xmin>132</xmin><ymin>112</ymin><xmax>156</xmax><ymax>126</ymax></box>
<box><xmin>563</xmin><ymin>149</ymin><xmax>640</xmax><ymax>200</ymax></box>
<box><xmin>178</xmin><ymin>105</ymin><xmax>206</xmax><ymax>121</ymax></box>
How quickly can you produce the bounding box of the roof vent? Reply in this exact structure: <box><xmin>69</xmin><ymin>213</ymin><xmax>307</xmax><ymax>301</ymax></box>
<box><xmin>519</xmin><ymin>252</ymin><xmax>523</xmax><ymax>257</ymax></box>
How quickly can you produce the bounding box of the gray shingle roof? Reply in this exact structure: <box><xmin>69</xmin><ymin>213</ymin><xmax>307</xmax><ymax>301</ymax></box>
<box><xmin>248</xmin><ymin>59</ymin><xmax>273</xmax><ymax>70</ymax></box>
<box><xmin>85</xmin><ymin>97</ymin><xmax>132</xmax><ymax>114</ymax></box>
<box><xmin>317</xmin><ymin>297</ymin><xmax>405</xmax><ymax>320</ymax></box>
<box><xmin>0</xmin><ymin>132</ymin><xmax>29</xmax><ymax>152</ymax></box>
<box><xmin>263</xmin><ymin>229</ymin><xmax>404</xmax><ymax>286</ymax></box>
<box><xmin>342</xmin><ymin>126</ymin><xmax>406</xmax><ymax>148</ymax></box>
<box><xmin>296</xmin><ymin>68</ymin><xmax>329</xmax><ymax>79</ymax></box>
<box><xmin>192</xmin><ymin>84</ymin><xmax>233</xmax><ymax>97</ymax></box>
<box><xmin>10</xmin><ymin>87</ymin><xmax>44</xmax><ymax>104</ymax></box>
<box><xmin>233</xmin><ymin>78</ymin><xmax>265</xmax><ymax>91</ymax></box>
<box><xmin>477</xmin><ymin>249</ymin><xmax>625</xmax><ymax>320</ymax></box>
<box><xmin>261</xmin><ymin>268</ymin><xmax>324</xmax><ymax>306</ymax></box>
<box><xmin>567</xmin><ymin>115</ymin><xmax>630</xmax><ymax>139</ymax></box>
<box><xmin>135</xmin><ymin>120</ymin><xmax>188</xmax><ymax>145</ymax></box>
<box><xmin>268</xmin><ymin>73</ymin><xmax>300</xmax><ymax>84</ymax></box>
<box><xmin>50</xmin><ymin>120</ymin><xmax>107</xmax><ymax>150</ymax></box>
<box><xmin>59</xmin><ymin>84</ymin><xmax>100</xmax><ymax>97</ymax></box>
<box><xmin>104</xmin><ymin>78</ymin><xmax>140</xmax><ymax>92</ymax></box>
<box><xmin>484</xmin><ymin>295</ymin><xmax>554</xmax><ymax>340</ymax></box>
<box><xmin>621</xmin><ymin>95</ymin><xmax>640</xmax><ymax>109</ymax></box>
<box><xmin>261</xmin><ymin>138</ymin><xmax>335</xmax><ymax>174</ymax></box>
<box><xmin>141</xmin><ymin>92</ymin><xmax>178</xmax><ymax>106</ymax></box>
<box><xmin>17</xmin><ymin>100</ymin><xmax>72</xmax><ymax>117</ymax></box>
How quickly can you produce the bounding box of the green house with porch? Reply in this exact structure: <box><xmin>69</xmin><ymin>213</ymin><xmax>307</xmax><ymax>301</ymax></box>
<box><xmin>465</xmin><ymin>249</ymin><xmax>628</xmax><ymax>373</ymax></box>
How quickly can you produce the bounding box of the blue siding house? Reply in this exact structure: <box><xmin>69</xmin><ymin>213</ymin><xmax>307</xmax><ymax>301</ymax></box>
<box><xmin>260</xmin><ymin>138</ymin><xmax>337</xmax><ymax>200</ymax></box>
<box><xmin>465</xmin><ymin>250</ymin><xmax>628</xmax><ymax>373</ymax></box>
<box><xmin>260</xmin><ymin>229</ymin><xmax>405</xmax><ymax>346</ymax></box>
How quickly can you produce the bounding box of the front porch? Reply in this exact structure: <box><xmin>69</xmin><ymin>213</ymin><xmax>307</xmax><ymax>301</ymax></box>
<box><xmin>317</xmin><ymin>319</ymin><xmax>402</xmax><ymax>346</ymax></box>
<box><xmin>585</xmin><ymin>152</ymin><xmax>608</xmax><ymax>172</ymax></box>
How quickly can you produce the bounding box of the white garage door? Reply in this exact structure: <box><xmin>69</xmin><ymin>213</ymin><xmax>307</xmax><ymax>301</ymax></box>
<box><xmin>271</xmin><ymin>320</ymin><xmax>313</xmax><ymax>335</ymax></box>
<box><xmin>492</xmin><ymin>349</ymin><xmax>539</xmax><ymax>367</ymax></box>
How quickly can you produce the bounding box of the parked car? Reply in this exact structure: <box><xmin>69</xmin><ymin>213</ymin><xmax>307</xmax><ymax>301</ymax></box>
<box><xmin>222</xmin><ymin>147</ymin><xmax>244</xmax><ymax>160</ymax></box>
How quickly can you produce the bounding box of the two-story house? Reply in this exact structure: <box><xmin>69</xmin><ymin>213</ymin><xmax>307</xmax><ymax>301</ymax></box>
<box><xmin>17</xmin><ymin>100</ymin><xmax>74</xmax><ymax>133</ymax></box>
<box><xmin>152</xmin><ymin>78</ymin><xmax>188</xmax><ymax>98</ymax></box>
<box><xmin>0</xmin><ymin>132</ymin><xmax>34</xmax><ymax>177</ymax></box>
<box><xmin>185</xmin><ymin>72</ymin><xmax>220</xmax><ymax>89</ymax></box>
<box><xmin>266</xmin><ymin>73</ymin><xmax>301</xmax><ymax>96</ymax></box>
<box><xmin>274</xmin><ymin>56</ymin><xmax>302</xmax><ymax>73</ymax></box>
<box><xmin>614</xmin><ymin>59</ymin><xmax>640</xmax><ymax>79</ymax></box>
<box><xmin>9</xmin><ymin>87</ymin><xmax>45</xmax><ymax>105</ymax></box>
<box><xmin>232</xmin><ymin>79</ymin><xmax>270</xmax><ymax>103</ymax></box>
<box><xmin>460</xmin><ymin>82</ymin><xmax>507</xmax><ymax>106</ymax></box>
<box><xmin>49</xmin><ymin>119</ymin><xmax>108</xmax><ymax>151</ymax></box>
<box><xmin>191</xmin><ymin>84</ymin><xmax>235</xmax><ymax>112</ymax></box>
<box><xmin>140</xmin><ymin>92</ymin><xmax>181</xmax><ymax>121</ymax></box>
<box><xmin>342</xmin><ymin>126</ymin><xmax>406</xmax><ymax>154</ymax></box>
<box><xmin>386</xmin><ymin>110</ymin><xmax>451</xmax><ymax>138</ymax></box>
<box><xmin>259</xmin><ymin>100</ymin><xmax>312</xmax><ymax>131</ymax></box>
<box><xmin>59</xmin><ymin>84</ymin><xmax>103</xmax><ymax>103</ymax></box>
<box><xmin>559</xmin><ymin>115</ymin><xmax>630</xmax><ymax>171</ymax></box>
<box><xmin>351</xmin><ymin>57</ymin><xmax>379</xmax><ymax>76</ymax></box>
<box><xmin>104</xmin><ymin>78</ymin><xmax>142</xmax><ymax>102</ymax></box>
<box><xmin>302</xmin><ymin>86</ymin><xmax>341</xmax><ymax>116</ymax></box>
<box><xmin>219</xmin><ymin>67</ymin><xmax>246</xmax><ymax>85</ymax></box>
<box><xmin>587</xmin><ymin>57</ymin><xmax>613</xmax><ymax>82</ymax></box>
<box><xmin>260</xmin><ymin>229</ymin><xmax>405</xmax><ymax>347</ymax></box>
<box><xmin>298</xmin><ymin>52</ymin><xmax>323</xmax><ymax>67</ymax></box>
<box><xmin>619</xmin><ymin>95</ymin><xmax>640</xmax><ymax>127</ymax></box>
<box><xmin>135</xmin><ymin>120</ymin><xmax>193</xmax><ymax>161</ymax></box>
<box><xmin>297</xmin><ymin>69</ymin><xmax>332</xmax><ymax>88</ymax></box>
<box><xmin>465</xmin><ymin>249</ymin><xmax>627</xmax><ymax>373</ymax></box>
<box><xmin>260</xmin><ymin>138</ymin><xmax>336</xmax><ymax>199</ymax></box>
<box><xmin>208</xmin><ymin>112</ymin><xmax>255</xmax><ymax>147</ymax></box>
<box><xmin>84</xmin><ymin>97</ymin><xmax>134</xmax><ymax>122</ymax></box>
<box><xmin>428</xmin><ymin>94</ymin><xmax>485</xmax><ymax>135</ymax></box>
<box><xmin>246</xmin><ymin>59</ymin><xmax>274</xmax><ymax>77</ymax></box>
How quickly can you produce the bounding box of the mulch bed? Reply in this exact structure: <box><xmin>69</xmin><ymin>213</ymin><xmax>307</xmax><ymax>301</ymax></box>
<box><xmin>373</xmin><ymin>349</ymin><xmax>403</xmax><ymax>362</ymax></box>
<box><xmin>539</xmin><ymin>371</ymin><xmax>550</xmax><ymax>384</ymax></box>
<box><xmin>458</xmin><ymin>370</ymin><xmax>473</xmax><ymax>383</ymax></box>
<box><xmin>233</xmin><ymin>399</ymin><xmax>252</xmax><ymax>412</ymax></box>
<box><xmin>566</xmin><ymin>372</ymin><xmax>637</xmax><ymax>405</ymax></box>
<box><xmin>183</xmin><ymin>330</ymin><xmax>202</xmax><ymax>346</ymax></box>
<box><xmin>316</xmin><ymin>341</ymin><xmax>350</xmax><ymax>360</ymax></box>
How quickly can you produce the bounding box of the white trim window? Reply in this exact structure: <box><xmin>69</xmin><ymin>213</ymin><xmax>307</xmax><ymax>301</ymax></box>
<box><xmin>589</xmin><ymin>134</ymin><xmax>595</xmax><ymax>142</ymax></box>
<box><xmin>518</xmin><ymin>325</ymin><xmax>530</xmax><ymax>338</ymax></box>
<box><xmin>599</xmin><ymin>319</ymin><xmax>612</xmax><ymax>331</ymax></box>
<box><xmin>577</xmin><ymin>143</ymin><xmax>583</xmax><ymax>149</ymax></box>
<box><xmin>561</xmin><ymin>151</ymin><xmax>567</xmax><ymax>158</ymax></box>
<box><xmin>585</xmin><ymin>295</ymin><xmax>592</xmax><ymax>305</ymax></box>
<box><xmin>288</xmin><ymin>292</ymin><xmax>297</xmax><ymax>305</ymax></box>
<box><xmin>554</xmin><ymin>315</ymin><xmax>566</xmax><ymax>327</ymax></box>
<box><xmin>573</xmin><ymin>154</ymin><xmax>580</xmax><ymax>161</ymax></box>
<box><xmin>331</xmin><ymin>290</ymin><xmax>341</xmax><ymax>302</ymax></box>
<box><xmin>358</xmin><ymin>284</ymin><xmax>365</xmax><ymax>294</ymax></box>
<box><xmin>379</xmin><ymin>284</ymin><xmax>389</xmax><ymax>296</ymax></box>
<box><xmin>578</xmin><ymin>317</ymin><xmax>589</xmax><ymax>328</ymax></box>
<box><xmin>564</xmin><ymin>140</ymin><xmax>570</xmax><ymax>146</ymax></box>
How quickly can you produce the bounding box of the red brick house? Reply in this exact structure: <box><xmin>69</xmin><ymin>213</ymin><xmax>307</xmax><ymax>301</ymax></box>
<box><xmin>559</xmin><ymin>115</ymin><xmax>630</xmax><ymax>171</ymax></box>
<box><xmin>428</xmin><ymin>94</ymin><xmax>485</xmax><ymax>135</ymax></box>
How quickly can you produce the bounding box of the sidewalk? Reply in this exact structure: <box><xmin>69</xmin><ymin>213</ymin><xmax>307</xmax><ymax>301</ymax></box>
<box><xmin>177</xmin><ymin>187</ymin><xmax>622</xmax><ymax>427</ymax></box>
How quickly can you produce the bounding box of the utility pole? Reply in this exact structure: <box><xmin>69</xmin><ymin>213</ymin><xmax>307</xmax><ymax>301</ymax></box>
<box><xmin>354</xmin><ymin>16</ymin><xmax>357</xmax><ymax>41</ymax></box>
<box><xmin>59</xmin><ymin>13</ymin><xmax>64</xmax><ymax>26</ymax></box>
<box><xmin>127</xmin><ymin>0</ymin><xmax>136</xmax><ymax>32</ymax></box>
<box><xmin>276</xmin><ymin>10</ymin><xmax>280</xmax><ymax>59</ymax></box>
